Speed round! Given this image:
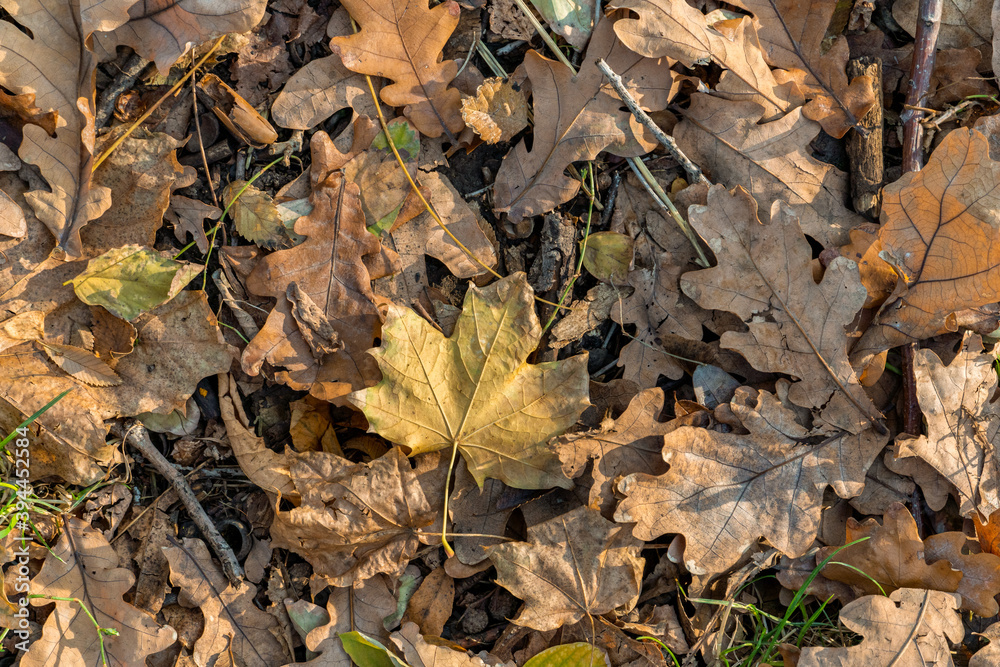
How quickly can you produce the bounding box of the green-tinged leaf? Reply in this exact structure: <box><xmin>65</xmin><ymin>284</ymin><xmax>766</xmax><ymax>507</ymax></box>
<box><xmin>349</xmin><ymin>273</ymin><xmax>590</xmax><ymax>489</ymax></box>
<box><xmin>383</xmin><ymin>571</ymin><xmax>420</xmax><ymax>631</ymax></box>
<box><xmin>582</xmin><ymin>231</ymin><xmax>633</xmax><ymax>285</ymax></box>
<box><xmin>224</xmin><ymin>180</ymin><xmax>287</xmax><ymax>249</ymax></box>
<box><xmin>373</xmin><ymin>118</ymin><xmax>421</xmax><ymax>162</ymax></box>
<box><xmin>70</xmin><ymin>244</ymin><xmax>202</xmax><ymax>321</ymax></box>
<box><xmin>523</xmin><ymin>643</ymin><xmax>611</xmax><ymax>667</ymax></box>
<box><xmin>530</xmin><ymin>0</ymin><xmax>595</xmax><ymax>48</ymax></box>
<box><xmin>339</xmin><ymin>631</ymin><xmax>411</xmax><ymax>667</ymax></box>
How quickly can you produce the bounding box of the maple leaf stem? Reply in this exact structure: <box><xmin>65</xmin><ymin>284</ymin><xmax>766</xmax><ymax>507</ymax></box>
<box><xmin>440</xmin><ymin>440</ymin><xmax>462</xmax><ymax>558</ymax></box>
<box><xmin>597</xmin><ymin>60</ymin><xmax>710</xmax><ymax>188</ymax></box>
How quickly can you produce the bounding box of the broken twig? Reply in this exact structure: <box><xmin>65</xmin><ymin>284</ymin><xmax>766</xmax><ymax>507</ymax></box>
<box><xmin>113</xmin><ymin>420</ymin><xmax>245</xmax><ymax>587</ymax></box>
<box><xmin>596</xmin><ymin>58</ymin><xmax>710</xmax><ymax>187</ymax></box>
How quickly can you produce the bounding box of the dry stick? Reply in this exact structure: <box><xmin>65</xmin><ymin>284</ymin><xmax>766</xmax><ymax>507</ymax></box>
<box><xmin>900</xmin><ymin>0</ymin><xmax>942</xmax><ymax>438</ymax></box>
<box><xmin>191</xmin><ymin>73</ymin><xmax>221</xmax><ymax>209</ymax></box>
<box><xmin>112</xmin><ymin>421</ymin><xmax>245</xmax><ymax>587</ymax></box>
<box><xmin>95</xmin><ymin>52</ymin><xmax>151</xmax><ymax>129</ymax></box>
<box><xmin>845</xmin><ymin>57</ymin><xmax>884</xmax><ymax>220</ymax></box>
<box><xmin>596</xmin><ymin>59</ymin><xmax>710</xmax><ymax>188</ymax></box>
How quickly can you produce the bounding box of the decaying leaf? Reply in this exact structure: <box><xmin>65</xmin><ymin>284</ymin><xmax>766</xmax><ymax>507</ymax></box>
<box><xmin>972</xmin><ymin>623</ymin><xmax>1000</xmax><ymax>667</ymax></box>
<box><xmin>557</xmin><ymin>388</ymin><xmax>704</xmax><ymax>516</ymax></box>
<box><xmin>269</xmin><ymin>448</ymin><xmax>437</xmax><ymax>587</ymax></box>
<box><xmin>609</xmin><ymin>1</ymin><xmax>798</xmax><ymax>121</ymax></box>
<box><xmin>582</xmin><ymin>232</ymin><xmax>633</xmax><ymax>286</ymax></box>
<box><xmin>330</xmin><ymin>0</ymin><xmax>466</xmax><ymax>138</ymax></box>
<box><xmin>39</xmin><ymin>341</ymin><xmax>121</xmax><ymax>387</ymax></box>
<box><xmin>489</xmin><ymin>506</ymin><xmax>644</xmax><ymax>631</ymax></box>
<box><xmin>392</xmin><ymin>621</ymin><xmax>511</xmax><ymax>667</ymax></box>
<box><xmin>616</xmin><ymin>388</ymin><xmax>887</xmax><ymax>574</ymax></box>
<box><xmin>167</xmin><ymin>195</ymin><xmax>222</xmax><ymax>254</ymax></box>
<box><xmin>95</xmin><ymin>0</ymin><xmax>269</xmax><ymax>74</ymax></box>
<box><xmin>0</xmin><ymin>190</ymin><xmax>25</xmax><ymax>238</ymax></box>
<box><xmin>449</xmin><ymin>463</ymin><xmax>514</xmax><ymax>566</ymax></box>
<box><xmin>350</xmin><ymin>272</ymin><xmax>589</xmax><ymax>490</ymax></box>
<box><xmin>461</xmin><ymin>77</ymin><xmax>529</xmax><ymax>144</ymax></box>
<box><xmin>242</xmin><ymin>132</ymin><xmax>386</xmax><ymax>403</ymax></box>
<box><xmin>681</xmin><ymin>185</ymin><xmax>881</xmax><ymax>434</ymax></box>
<box><xmin>674</xmin><ymin>95</ymin><xmax>865</xmax><ymax>247</ymax></box>
<box><xmin>797</xmin><ymin>589</ymin><xmax>964</xmax><ymax>666</ymax></box>
<box><xmin>894</xmin><ymin>0</ymin><xmax>991</xmax><ymax>50</ymax></box>
<box><xmin>23</xmin><ymin>517</ymin><xmax>176</xmax><ymax>667</ymax></box>
<box><xmin>727</xmin><ymin>0</ymin><xmax>877</xmax><ymax>137</ymax></box>
<box><xmin>404</xmin><ymin>567</ymin><xmax>454</xmax><ymax>637</ymax></box>
<box><xmin>0</xmin><ymin>1</ymin><xmax>127</xmax><ymax>256</ymax></box>
<box><xmin>224</xmin><ymin>180</ymin><xmax>288</xmax><ymax>249</ymax></box>
<box><xmin>494</xmin><ymin>17</ymin><xmax>672</xmax><ymax>222</ymax></box>
<box><xmin>164</xmin><ymin>537</ymin><xmax>289</xmax><ymax>667</ymax></box>
<box><xmin>855</xmin><ymin>129</ymin><xmax>1000</xmax><ymax>370</ymax></box>
<box><xmin>891</xmin><ymin>335</ymin><xmax>1000</xmax><ymax>519</ymax></box>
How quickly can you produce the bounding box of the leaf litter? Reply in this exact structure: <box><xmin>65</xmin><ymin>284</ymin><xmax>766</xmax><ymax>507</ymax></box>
<box><xmin>5</xmin><ymin>0</ymin><xmax>1000</xmax><ymax>666</ymax></box>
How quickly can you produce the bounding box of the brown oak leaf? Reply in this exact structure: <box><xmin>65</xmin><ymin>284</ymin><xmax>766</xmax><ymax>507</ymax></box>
<box><xmin>680</xmin><ymin>185</ymin><xmax>882</xmax><ymax>434</ymax></box>
<box><xmin>329</xmin><ymin>0</ymin><xmax>465</xmax><ymax>138</ymax></box>
<box><xmin>493</xmin><ymin>17</ymin><xmax>672</xmax><ymax>222</ymax></box>
<box><xmin>674</xmin><ymin>94</ymin><xmax>865</xmax><ymax>247</ymax></box>
<box><xmin>23</xmin><ymin>517</ymin><xmax>176</xmax><ymax>667</ymax></box>
<box><xmin>615</xmin><ymin>389</ymin><xmax>887</xmax><ymax>574</ymax></box>
<box><xmin>488</xmin><ymin>506</ymin><xmax>644</xmax><ymax>631</ymax></box>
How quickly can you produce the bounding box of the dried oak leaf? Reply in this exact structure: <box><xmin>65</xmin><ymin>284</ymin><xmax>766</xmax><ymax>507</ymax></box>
<box><xmin>241</xmin><ymin>132</ymin><xmax>386</xmax><ymax>403</ymax></box>
<box><xmin>392</xmin><ymin>622</ymin><xmax>512</xmax><ymax>667</ymax></box>
<box><xmin>726</xmin><ymin>0</ymin><xmax>877</xmax><ymax>138</ymax></box>
<box><xmin>0</xmin><ymin>1</ymin><xmax>129</xmax><ymax>257</ymax></box>
<box><xmin>615</xmin><ymin>389</ymin><xmax>887</xmax><ymax>575</ymax></box>
<box><xmin>556</xmin><ymin>388</ymin><xmax>703</xmax><ymax>517</ymax></box>
<box><xmin>488</xmin><ymin>506</ymin><xmax>644</xmax><ymax>631</ymax></box>
<box><xmin>23</xmin><ymin>517</ymin><xmax>176</xmax><ymax>667</ymax></box>
<box><xmin>269</xmin><ymin>448</ymin><xmax>437</xmax><ymax>587</ymax></box>
<box><xmin>167</xmin><ymin>195</ymin><xmax>221</xmax><ymax>254</ymax></box>
<box><xmin>797</xmin><ymin>589</ymin><xmax>964</xmax><ymax>666</ymax></box>
<box><xmin>82</xmin><ymin>127</ymin><xmax>196</xmax><ymax>254</ymax></box>
<box><xmin>349</xmin><ymin>272</ymin><xmax>589</xmax><ymax>490</ymax></box>
<box><xmin>271</xmin><ymin>9</ymin><xmax>379</xmax><ymax>130</ymax></box>
<box><xmin>449</xmin><ymin>463</ymin><xmax>513</xmax><ymax>566</ymax></box>
<box><xmin>972</xmin><ymin>623</ymin><xmax>1000</xmax><ymax>667</ymax></box>
<box><xmin>680</xmin><ymin>185</ymin><xmax>882</xmax><ymax>434</ymax></box>
<box><xmin>853</xmin><ymin>129</ymin><xmax>1000</xmax><ymax>372</ymax></box>
<box><xmin>608</xmin><ymin>2</ymin><xmax>799</xmax><ymax>121</ymax></box>
<box><xmin>891</xmin><ymin>335</ymin><xmax>1000</xmax><ymax>519</ymax></box>
<box><xmin>94</xmin><ymin>0</ymin><xmax>269</xmax><ymax>74</ymax></box>
<box><xmin>493</xmin><ymin>17</ymin><xmax>672</xmax><ymax>222</ymax></box>
<box><xmin>164</xmin><ymin>537</ymin><xmax>289</xmax><ymax>667</ymax></box>
<box><xmin>329</xmin><ymin>0</ymin><xmax>465</xmax><ymax>138</ymax></box>
<box><xmin>288</xmin><ymin>575</ymin><xmax>397</xmax><ymax>667</ymax></box>
<box><xmin>674</xmin><ymin>94</ymin><xmax>865</xmax><ymax>247</ymax></box>
<box><xmin>461</xmin><ymin>77</ymin><xmax>529</xmax><ymax>144</ymax></box>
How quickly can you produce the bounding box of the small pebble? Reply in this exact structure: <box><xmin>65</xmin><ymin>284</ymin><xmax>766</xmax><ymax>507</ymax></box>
<box><xmin>462</xmin><ymin>608</ymin><xmax>489</xmax><ymax>634</ymax></box>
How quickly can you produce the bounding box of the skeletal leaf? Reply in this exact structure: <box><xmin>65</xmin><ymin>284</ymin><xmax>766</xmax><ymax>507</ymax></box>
<box><xmin>350</xmin><ymin>272</ymin><xmax>589</xmax><ymax>490</ymax></box>
<box><xmin>488</xmin><ymin>506</ymin><xmax>644</xmax><ymax>631</ymax></box>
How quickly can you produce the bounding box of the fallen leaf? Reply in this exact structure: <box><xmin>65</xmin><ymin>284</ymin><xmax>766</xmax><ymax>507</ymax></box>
<box><xmin>38</xmin><ymin>341</ymin><xmax>121</xmax><ymax>387</ymax></box>
<box><xmin>270</xmin><ymin>448</ymin><xmax>437</xmax><ymax>587</ymax></box>
<box><xmin>392</xmin><ymin>621</ymin><xmax>512</xmax><ymax>667</ymax></box>
<box><xmin>971</xmin><ymin>622</ymin><xmax>1000</xmax><ymax>667</ymax></box>
<box><xmin>199</xmin><ymin>73</ymin><xmax>279</xmax><ymax>146</ymax></box>
<box><xmin>224</xmin><ymin>180</ymin><xmax>288</xmax><ymax>249</ymax></box>
<box><xmin>854</xmin><ymin>129</ymin><xmax>1000</xmax><ymax>371</ymax></box>
<box><xmin>95</xmin><ymin>0</ymin><xmax>269</xmax><ymax>74</ymax></box>
<box><xmin>449</xmin><ymin>463</ymin><xmax>513</xmax><ymax>565</ymax></box>
<box><xmin>611</xmin><ymin>3</ymin><xmax>802</xmax><ymax>121</ymax></box>
<box><xmin>0</xmin><ymin>190</ymin><xmax>25</xmax><ymax>238</ymax></box>
<box><xmin>892</xmin><ymin>335</ymin><xmax>1000</xmax><ymax>519</ymax></box>
<box><xmin>167</xmin><ymin>195</ymin><xmax>222</xmax><ymax>254</ymax></box>
<box><xmin>23</xmin><ymin>517</ymin><xmax>176</xmax><ymax>667</ymax></box>
<box><xmin>288</xmin><ymin>575</ymin><xmax>397</xmax><ymax>667</ymax></box>
<box><xmin>797</xmin><ymin>589</ymin><xmax>964</xmax><ymax>666</ymax></box>
<box><xmin>615</xmin><ymin>388</ymin><xmax>887</xmax><ymax>574</ymax></box>
<box><xmin>674</xmin><ymin>94</ymin><xmax>865</xmax><ymax>247</ymax></box>
<box><xmin>330</xmin><ymin>0</ymin><xmax>466</xmax><ymax>138</ymax></box>
<box><xmin>726</xmin><ymin>0</ymin><xmax>877</xmax><ymax>137</ymax></box>
<box><xmin>0</xmin><ymin>1</ymin><xmax>127</xmax><ymax>256</ymax></box>
<box><xmin>523</xmin><ymin>643</ymin><xmax>610</xmax><ymax>667</ymax></box>
<box><xmin>70</xmin><ymin>245</ymin><xmax>203</xmax><ymax>321</ymax></box>
<box><xmin>494</xmin><ymin>17</ymin><xmax>672</xmax><ymax>222</ymax></box>
<box><xmin>557</xmin><ymin>388</ymin><xmax>703</xmax><ymax>516</ymax></box>
<box><xmin>82</xmin><ymin>127</ymin><xmax>196</xmax><ymax>253</ymax></box>
<box><xmin>349</xmin><ymin>272</ymin><xmax>589</xmax><ymax>490</ymax></box>
<box><xmin>404</xmin><ymin>567</ymin><xmax>454</xmax><ymax>637</ymax></box>
<box><xmin>489</xmin><ymin>506</ymin><xmax>644</xmax><ymax>631</ymax></box>
<box><xmin>340</xmin><ymin>630</ymin><xmax>409</xmax><ymax>667</ymax></box>
<box><xmin>241</xmin><ymin>132</ymin><xmax>386</xmax><ymax>403</ymax></box>
<box><xmin>582</xmin><ymin>232</ymin><xmax>633</xmax><ymax>286</ymax></box>
<box><xmin>461</xmin><ymin>77</ymin><xmax>529</xmax><ymax>144</ymax></box>
<box><xmin>231</xmin><ymin>12</ymin><xmax>295</xmax><ymax>108</ymax></box>
<box><xmin>164</xmin><ymin>537</ymin><xmax>289</xmax><ymax>667</ymax></box>
<box><xmin>835</xmin><ymin>224</ymin><xmax>897</xmax><ymax>309</ymax></box>
<box><xmin>680</xmin><ymin>185</ymin><xmax>881</xmax><ymax>434</ymax></box>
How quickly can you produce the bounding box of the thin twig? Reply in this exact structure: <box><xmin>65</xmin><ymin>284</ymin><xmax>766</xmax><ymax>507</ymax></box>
<box><xmin>597</xmin><ymin>59</ymin><xmax>710</xmax><ymax>187</ymax></box>
<box><xmin>191</xmin><ymin>73</ymin><xmax>220</xmax><ymax>209</ymax></box>
<box><xmin>627</xmin><ymin>157</ymin><xmax>710</xmax><ymax>268</ymax></box>
<box><xmin>509</xmin><ymin>0</ymin><xmax>576</xmax><ymax>74</ymax></box>
<box><xmin>112</xmin><ymin>421</ymin><xmax>245</xmax><ymax>587</ymax></box>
